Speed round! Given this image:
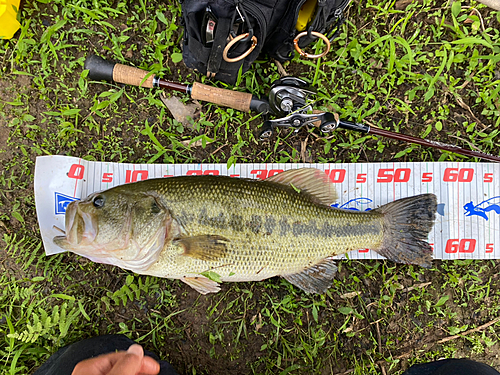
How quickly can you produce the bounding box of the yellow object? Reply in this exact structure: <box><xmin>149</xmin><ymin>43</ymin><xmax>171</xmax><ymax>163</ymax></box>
<box><xmin>296</xmin><ymin>0</ymin><xmax>317</xmax><ymax>31</ymax></box>
<box><xmin>0</xmin><ymin>0</ymin><xmax>21</xmax><ymax>39</ymax></box>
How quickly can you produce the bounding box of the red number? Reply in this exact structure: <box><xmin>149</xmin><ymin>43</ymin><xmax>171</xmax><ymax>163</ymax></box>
<box><xmin>376</xmin><ymin>168</ymin><xmax>412</xmax><ymax>183</ymax></box>
<box><xmin>422</xmin><ymin>172</ymin><xmax>433</xmax><ymax>183</ymax></box>
<box><xmin>250</xmin><ymin>169</ymin><xmax>268</xmax><ymax>180</ymax></box>
<box><xmin>459</xmin><ymin>239</ymin><xmax>476</xmax><ymax>253</ymax></box>
<box><xmin>484</xmin><ymin>173</ymin><xmax>493</xmax><ymax>183</ymax></box>
<box><xmin>358</xmin><ymin>248</ymin><xmax>369</xmax><ymax>253</ymax></box>
<box><xmin>181</xmin><ymin>169</ymin><xmax>221</xmax><ymax>176</ymax></box>
<box><xmin>203</xmin><ymin>170</ymin><xmax>219</xmax><ymax>175</ymax></box>
<box><xmin>377</xmin><ymin>169</ymin><xmax>393</xmax><ymax>183</ymax></box>
<box><xmin>134</xmin><ymin>171</ymin><xmax>148</xmax><ymax>182</ymax></box>
<box><xmin>458</xmin><ymin>168</ymin><xmax>474</xmax><ymax>182</ymax></box>
<box><xmin>230</xmin><ymin>174</ymin><xmax>240</xmax><ymax>177</ymax></box>
<box><xmin>445</xmin><ymin>239</ymin><xmax>460</xmax><ymax>253</ymax></box>
<box><xmin>445</xmin><ymin>239</ymin><xmax>477</xmax><ymax>253</ymax></box>
<box><xmin>443</xmin><ymin>168</ymin><xmax>459</xmax><ymax>182</ymax></box>
<box><xmin>486</xmin><ymin>243</ymin><xmax>494</xmax><ymax>253</ymax></box>
<box><xmin>443</xmin><ymin>168</ymin><xmax>474</xmax><ymax>182</ymax></box>
<box><xmin>394</xmin><ymin>168</ymin><xmax>411</xmax><ymax>182</ymax></box>
<box><xmin>356</xmin><ymin>173</ymin><xmax>367</xmax><ymax>183</ymax></box>
<box><xmin>126</xmin><ymin>170</ymin><xmax>149</xmax><ymax>183</ymax></box>
<box><xmin>102</xmin><ymin>173</ymin><xmax>113</xmax><ymax>183</ymax></box>
<box><xmin>68</xmin><ymin>164</ymin><xmax>85</xmax><ymax>179</ymax></box>
<box><xmin>268</xmin><ymin>169</ymin><xmax>283</xmax><ymax>177</ymax></box>
<box><xmin>327</xmin><ymin>169</ymin><xmax>346</xmax><ymax>183</ymax></box>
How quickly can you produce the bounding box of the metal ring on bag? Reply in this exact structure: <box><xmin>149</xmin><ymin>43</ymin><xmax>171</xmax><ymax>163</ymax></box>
<box><xmin>293</xmin><ymin>31</ymin><xmax>331</xmax><ymax>59</ymax></box>
<box><xmin>223</xmin><ymin>33</ymin><xmax>258</xmax><ymax>63</ymax></box>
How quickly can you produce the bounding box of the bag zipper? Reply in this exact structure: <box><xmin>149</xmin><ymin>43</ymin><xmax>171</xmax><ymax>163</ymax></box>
<box><xmin>240</xmin><ymin>1</ymin><xmax>267</xmax><ymax>44</ymax></box>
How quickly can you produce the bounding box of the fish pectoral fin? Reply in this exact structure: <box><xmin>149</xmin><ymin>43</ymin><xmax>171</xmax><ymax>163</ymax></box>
<box><xmin>282</xmin><ymin>257</ymin><xmax>338</xmax><ymax>294</ymax></box>
<box><xmin>265</xmin><ymin>168</ymin><xmax>338</xmax><ymax>206</ymax></box>
<box><xmin>181</xmin><ymin>276</ymin><xmax>221</xmax><ymax>294</ymax></box>
<box><xmin>175</xmin><ymin>235</ymin><xmax>229</xmax><ymax>261</ymax></box>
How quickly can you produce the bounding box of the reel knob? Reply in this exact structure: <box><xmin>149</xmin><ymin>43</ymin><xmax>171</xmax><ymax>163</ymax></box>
<box><xmin>258</xmin><ymin>121</ymin><xmax>274</xmax><ymax>140</ymax></box>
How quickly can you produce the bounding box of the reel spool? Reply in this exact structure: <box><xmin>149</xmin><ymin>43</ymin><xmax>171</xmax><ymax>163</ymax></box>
<box><xmin>268</xmin><ymin>77</ymin><xmax>317</xmax><ymax>117</ymax></box>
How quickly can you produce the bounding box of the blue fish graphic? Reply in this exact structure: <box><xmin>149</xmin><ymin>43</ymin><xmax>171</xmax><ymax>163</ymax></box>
<box><xmin>464</xmin><ymin>196</ymin><xmax>500</xmax><ymax>221</ymax></box>
<box><xmin>331</xmin><ymin>198</ymin><xmax>373</xmax><ymax>211</ymax></box>
<box><xmin>55</xmin><ymin>192</ymin><xmax>80</xmax><ymax>215</ymax></box>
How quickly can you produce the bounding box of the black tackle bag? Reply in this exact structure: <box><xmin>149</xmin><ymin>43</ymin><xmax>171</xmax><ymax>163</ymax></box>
<box><xmin>180</xmin><ymin>0</ymin><xmax>351</xmax><ymax>84</ymax></box>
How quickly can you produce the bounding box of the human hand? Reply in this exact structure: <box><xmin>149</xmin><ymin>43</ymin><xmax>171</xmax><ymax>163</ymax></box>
<box><xmin>71</xmin><ymin>344</ymin><xmax>160</xmax><ymax>375</ymax></box>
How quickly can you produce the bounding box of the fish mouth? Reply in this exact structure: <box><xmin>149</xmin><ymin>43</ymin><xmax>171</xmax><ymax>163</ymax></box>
<box><xmin>53</xmin><ymin>234</ymin><xmax>71</xmax><ymax>250</ymax></box>
<box><xmin>53</xmin><ymin>201</ymin><xmax>97</xmax><ymax>250</ymax></box>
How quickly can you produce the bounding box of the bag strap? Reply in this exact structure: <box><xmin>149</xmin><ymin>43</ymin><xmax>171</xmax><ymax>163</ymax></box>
<box><xmin>207</xmin><ymin>16</ymin><xmax>233</xmax><ymax>78</ymax></box>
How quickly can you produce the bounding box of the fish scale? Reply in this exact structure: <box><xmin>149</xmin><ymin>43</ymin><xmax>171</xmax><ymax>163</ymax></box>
<box><xmin>53</xmin><ymin>168</ymin><xmax>437</xmax><ymax>294</ymax></box>
<box><xmin>142</xmin><ymin>176</ymin><xmax>384</xmax><ymax>279</ymax></box>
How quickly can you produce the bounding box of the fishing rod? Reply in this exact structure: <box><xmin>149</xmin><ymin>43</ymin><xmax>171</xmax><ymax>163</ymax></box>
<box><xmin>84</xmin><ymin>55</ymin><xmax>269</xmax><ymax>113</ymax></box>
<box><xmin>338</xmin><ymin>119</ymin><xmax>500</xmax><ymax>163</ymax></box>
<box><xmin>260</xmin><ymin>113</ymin><xmax>500</xmax><ymax>163</ymax></box>
<box><xmin>84</xmin><ymin>58</ymin><xmax>499</xmax><ymax>162</ymax></box>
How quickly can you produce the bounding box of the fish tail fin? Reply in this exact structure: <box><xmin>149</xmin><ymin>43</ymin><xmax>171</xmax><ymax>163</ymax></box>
<box><xmin>372</xmin><ymin>193</ymin><xmax>437</xmax><ymax>268</ymax></box>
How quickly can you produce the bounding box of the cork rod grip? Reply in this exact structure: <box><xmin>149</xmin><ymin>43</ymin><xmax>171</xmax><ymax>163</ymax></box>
<box><xmin>190</xmin><ymin>82</ymin><xmax>252</xmax><ymax>112</ymax></box>
<box><xmin>112</xmin><ymin>63</ymin><xmax>154</xmax><ymax>88</ymax></box>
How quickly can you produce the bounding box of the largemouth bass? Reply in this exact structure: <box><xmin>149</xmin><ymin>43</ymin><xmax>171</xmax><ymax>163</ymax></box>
<box><xmin>53</xmin><ymin>168</ymin><xmax>437</xmax><ymax>294</ymax></box>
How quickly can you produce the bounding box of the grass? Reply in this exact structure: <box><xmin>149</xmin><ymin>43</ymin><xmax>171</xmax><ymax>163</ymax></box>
<box><xmin>1</xmin><ymin>0</ymin><xmax>500</xmax><ymax>373</ymax></box>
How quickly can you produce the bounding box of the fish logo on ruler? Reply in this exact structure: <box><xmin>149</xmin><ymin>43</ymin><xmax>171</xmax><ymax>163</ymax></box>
<box><xmin>464</xmin><ymin>196</ymin><xmax>500</xmax><ymax>221</ymax></box>
<box><xmin>54</xmin><ymin>192</ymin><xmax>79</xmax><ymax>215</ymax></box>
<box><xmin>331</xmin><ymin>198</ymin><xmax>373</xmax><ymax>211</ymax></box>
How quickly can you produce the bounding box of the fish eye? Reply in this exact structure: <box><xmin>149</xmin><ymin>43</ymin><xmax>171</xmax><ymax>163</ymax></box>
<box><xmin>93</xmin><ymin>196</ymin><xmax>105</xmax><ymax>208</ymax></box>
<box><xmin>151</xmin><ymin>200</ymin><xmax>161</xmax><ymax>214</ymax></box>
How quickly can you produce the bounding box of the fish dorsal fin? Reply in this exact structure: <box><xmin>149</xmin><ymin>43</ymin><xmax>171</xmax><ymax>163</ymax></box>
<box><xmin>181</xmin><ymin>276</ymin><xmax>221</xmax><ymax>294</ymax></box>
<box><xmin>175</xmin><ymin>235</ymin><xmax>229</xmax><ymax>261</ymax></box>
<box><xmin>282</xmin><ymin>257</ymin><xmax>338</xmax><ymax>294</ymax></box>
<box><xmin>265</xmin><ymin>168</ymin><xmax>338</xmax><ymax>206</ymax></box>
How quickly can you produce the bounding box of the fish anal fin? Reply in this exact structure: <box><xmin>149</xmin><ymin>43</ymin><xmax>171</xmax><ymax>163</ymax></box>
<box><xmin>282</xmin><ymin>257</ymin><xmax>338</xmax><ymax>294</ymax></box>
<box><xmin>181</xmin><ymin>276</ymin><xmax>221</xmax><ymax>294</ymax></box>
<box><xmin>265</xmin><ymin>168</ymin><xmax>338</xmax><ymax>206</ymax></box>
<box><xmin>175</xmin><ymin>235</ymin><xmax>229</xmax><ymax>261</ymax></box>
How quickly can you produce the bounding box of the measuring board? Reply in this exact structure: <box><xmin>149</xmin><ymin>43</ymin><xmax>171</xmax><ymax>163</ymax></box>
<box><xmin>35</xmin><ymin>155</ymin><xmax>500</xmax><ymax>261</ymax></box>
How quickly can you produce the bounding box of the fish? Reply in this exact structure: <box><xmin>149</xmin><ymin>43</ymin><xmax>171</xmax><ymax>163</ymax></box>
<box><xmin>53</xmin><ymin>168</ymin><xmax>437</xmax><ymax>294</ymax></box>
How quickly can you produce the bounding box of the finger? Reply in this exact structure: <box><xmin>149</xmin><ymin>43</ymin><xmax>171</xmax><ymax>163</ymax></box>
<box><xmin>72</xmin><ymin>352</ymin><xmax>124</xmax><ymax>375</ymax></box>
<box><xmin>72</xmin><ymin>346</ymin><xmax>160</xmax><ymax>375</ymax></box>
<box><xmin>127</xmin><ymin>344</ymin><xmax>160</xmax><ymax>375</ymax></box>
<box><xmin>107</xmin><ymin>345</ymin><xmax>144</xmax><ymax>375</ymax></box>
<box><xmin>139</xmin><ymin>356</ymin><xmax>161</xmax><ymax>375</ymax></box>
<box><xmin>127</xmin><ymin>344</ymin><xmax>144</xmax><ymax>357</ymax></box>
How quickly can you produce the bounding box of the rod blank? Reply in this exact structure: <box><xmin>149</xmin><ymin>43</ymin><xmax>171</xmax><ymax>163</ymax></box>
<box><xmin>338</xmin><ymin>119</ymin><xmax>500</xmax><ymax>163</ymax></box>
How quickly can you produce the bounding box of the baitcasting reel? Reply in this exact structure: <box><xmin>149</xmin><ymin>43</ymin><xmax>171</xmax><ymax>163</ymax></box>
<box><xmin>259</xmin><ymin>77</ymin><xmax>338</xmax><ymax>140</ymax></box>
<box><xmin>268</xmin><ymin>77</ymin><xmax>316</xmax><ymax>117</ymax></box>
